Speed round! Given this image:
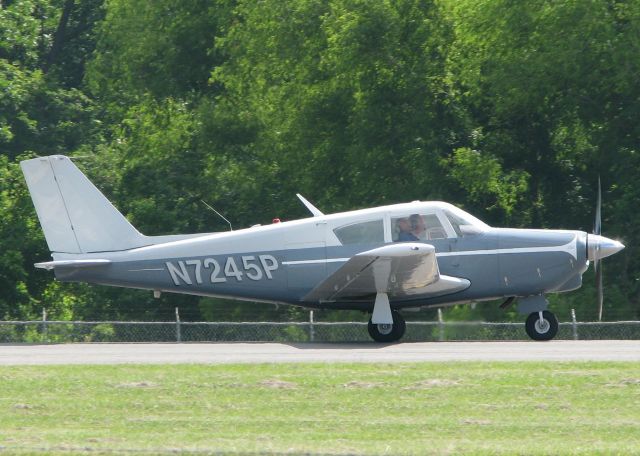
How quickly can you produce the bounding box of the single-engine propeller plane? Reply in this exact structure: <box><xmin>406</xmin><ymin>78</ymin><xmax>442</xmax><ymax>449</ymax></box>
<box><xmin>21</xmin><ymin>155</ymin><xmax>625</xmax><ymax>342</ymax></box>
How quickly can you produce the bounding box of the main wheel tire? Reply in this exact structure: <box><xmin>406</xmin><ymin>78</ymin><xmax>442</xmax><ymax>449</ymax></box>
<box><xmin>368</xmin><ymin>310</ymin><xmax>406</xmax><ymax>343</ymax></box>
<box><xmin>525</xmin><ymin>311</ymin><xmax>558</xmax><ymax>341</ymax></box>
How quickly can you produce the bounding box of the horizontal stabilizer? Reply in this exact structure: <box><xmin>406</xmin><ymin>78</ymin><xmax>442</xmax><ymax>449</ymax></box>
<box><xmin>34</xmin><ymin>259</ymin><xmax>111</xmax><ymax>270</ymax></box>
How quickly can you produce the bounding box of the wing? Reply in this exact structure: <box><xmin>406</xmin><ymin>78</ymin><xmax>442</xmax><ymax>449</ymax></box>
<box><xmin>303</xmin><ymin>243</ymin><xmax>470</xmax><ymax>303</ymax></box>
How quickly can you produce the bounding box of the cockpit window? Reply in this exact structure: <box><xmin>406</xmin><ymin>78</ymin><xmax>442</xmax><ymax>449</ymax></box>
<box><xmin>334</xmin><ymin>219</ymin><xmax>384</xmax><ymax>245</ymax></box>
<box><xmin>392</xmin><ymin>213</ymin><xmax>447</xmax><ymax>241</ymax></box>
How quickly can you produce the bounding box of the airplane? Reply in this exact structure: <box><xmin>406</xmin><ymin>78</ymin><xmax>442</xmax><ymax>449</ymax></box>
<box><xmin>20</xmin><ymin>155</ymin><xmax>625</xmax><ymax>342</ymax></box>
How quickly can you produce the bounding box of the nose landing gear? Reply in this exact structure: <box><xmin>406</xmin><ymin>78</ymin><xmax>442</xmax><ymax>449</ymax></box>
<box><xmin>512</xmin><ymin>295</ymin><xmax>559</xmax><ymax>341</ymax></box>
<box><xmin>525</xmin><ymin>310</ymin><xmax>558</xmax><ymax>341</ymax></box>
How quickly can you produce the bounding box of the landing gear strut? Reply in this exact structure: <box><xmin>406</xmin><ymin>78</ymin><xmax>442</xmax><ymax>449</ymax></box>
<box><xmin>368</xmin><ymin>310</ymin><xmax>406</xmax><ymax>343</ymax></box>
<box><xmin>525</xmin><ymin>310</ymin><xmax>558</xmax><ymax>341</ymax></box>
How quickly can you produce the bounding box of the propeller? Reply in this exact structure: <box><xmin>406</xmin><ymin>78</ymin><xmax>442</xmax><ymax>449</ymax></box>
<box><xmin>587</xmin><ymin>177</ymin><xmax>625</xmax><ymax>321</ymax></box>
<box><xmin>594</xmin><ymin>178</ymin><xmax>603</xmax><ymax>321</ymax></box>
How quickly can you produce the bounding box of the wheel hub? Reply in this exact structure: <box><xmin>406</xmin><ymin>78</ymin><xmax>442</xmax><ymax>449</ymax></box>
<box><xmin>534</xmin><ymin>318</ymin><xmax>550</xmax><ymax>334</ymax></box>
<box><xmin>377</xmin><ymin>323</ymin><xmax>393</xmax><ymax>335</ymax></box>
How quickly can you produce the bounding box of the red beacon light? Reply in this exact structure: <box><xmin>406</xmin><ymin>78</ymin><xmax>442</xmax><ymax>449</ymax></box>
<box><xmin>272</xmin><ymin>218</ymin><xmax>281</xmax><ymax>224</ymax></box>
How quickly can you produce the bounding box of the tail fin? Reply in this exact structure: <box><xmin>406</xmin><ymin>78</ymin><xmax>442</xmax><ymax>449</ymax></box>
<box><xmin>21</xmin><ymin>155</ymin><xmax>148</xmax><ymax>253</ymax></box>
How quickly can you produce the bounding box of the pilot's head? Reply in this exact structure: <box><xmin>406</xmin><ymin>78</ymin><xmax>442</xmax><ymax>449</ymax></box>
<box><xmin>409</xmin><ymin>214</ymin><xmax>425</xmax><ymax>233</ymax></box>
<box><xmin>397</xmin><ymin>218</ymin><xmax>410</xmax><ymax>233</ymax></box>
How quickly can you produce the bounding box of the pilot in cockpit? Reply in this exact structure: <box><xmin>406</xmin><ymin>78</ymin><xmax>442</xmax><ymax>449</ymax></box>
<box><xmin>396</xmin><ymin>218</ymin><xmax>415</xmax><ymax>241</ymax></box>
<box><xmin>396</xmin><ymin>215</ymin><xmax>426</xmax><ymax>241</ymax></box>
<box><xmin>409</xmin><ymin>214</ymin><xmax>426</xmax><ymax>240</ymax></box>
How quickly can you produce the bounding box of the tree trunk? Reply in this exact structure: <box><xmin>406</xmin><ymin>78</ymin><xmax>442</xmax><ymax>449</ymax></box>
<box><xmin>43</xmin><ymin>0</ymin><xmax>75</xmax><ymax>73</ymax></box>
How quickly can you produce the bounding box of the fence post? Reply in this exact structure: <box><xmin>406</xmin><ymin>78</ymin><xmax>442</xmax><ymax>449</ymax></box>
<box><xmin>571</xmin><ymin>308</ymin><xmax>578</xmax><ymax>341</ymax></box>
<box><xmin>41</xmin><ymin>308</ymin><xmax>48</xmax><ymax>343</ymax></box>
<box><xmin>175</xmin><ymin>307</ymin><xmax>182</xmax><ymax>343</ymax></box>
<box><xmin>437</xmin><ymin>308</ymin><xmax>444</xmax><ymax>342</ymax></box>
<box><xmin>309</xmin><ymin>310</ymin><xmax>315</xmax><ymax>342</ymax></box>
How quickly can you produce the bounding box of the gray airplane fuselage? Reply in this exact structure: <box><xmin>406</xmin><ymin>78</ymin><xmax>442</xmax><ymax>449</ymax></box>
<box><xmin>52</xmin><ymin>223</ymin><xmax>589</xmax><ymax>311</ymax></box>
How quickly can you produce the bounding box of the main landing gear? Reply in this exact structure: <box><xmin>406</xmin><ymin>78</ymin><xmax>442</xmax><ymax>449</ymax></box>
<box><xmin>368</xmin><ymin>310</ymin><xmax>406</xmax><ymax>343</ymax></box>
<box><xmin>525</xmin><ymin>310</ymin><xmax>558</xmax><ymax>341</ymax></box>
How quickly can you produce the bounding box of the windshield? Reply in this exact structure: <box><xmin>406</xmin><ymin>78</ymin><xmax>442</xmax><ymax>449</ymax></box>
<box><xmin>443</xmin><ymin>206</ymin><xmax>490</xmax><ymax>236</ymax></box>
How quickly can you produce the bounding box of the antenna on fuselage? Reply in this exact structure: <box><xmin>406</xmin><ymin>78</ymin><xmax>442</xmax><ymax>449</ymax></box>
<box><xmin>296</xmin><ymin>194</ymin><xmax>324</xmax><ymax>217</ymax></box>
<box><xmin>200</xmin><ymin>199</ymin><xmax>233</xmax><ymax>231</ymax></box>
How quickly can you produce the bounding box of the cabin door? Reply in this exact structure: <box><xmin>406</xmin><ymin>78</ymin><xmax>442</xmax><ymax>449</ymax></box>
<box><xmin>285</xmin><ymin>220</ymin><xmax>328</xmax><ymax>291</ymax></box>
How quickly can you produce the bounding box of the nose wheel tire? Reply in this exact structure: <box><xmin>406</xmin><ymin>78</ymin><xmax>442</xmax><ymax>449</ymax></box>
<box><xmin>368</xmin><ymin>310</ymin><xmax>406</xmax><ymax>343</ymax></box>
<box><xmin>525</xmin><ymin>311</ymin><xmax>558</xmax><ymax>341</ymax></box>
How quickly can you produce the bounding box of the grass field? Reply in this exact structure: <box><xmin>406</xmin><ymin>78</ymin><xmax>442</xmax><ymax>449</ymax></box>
<box><xmin>0</xmin><ymin>362</ymin><xmax>639</xmax><ymax>455</ymax></box>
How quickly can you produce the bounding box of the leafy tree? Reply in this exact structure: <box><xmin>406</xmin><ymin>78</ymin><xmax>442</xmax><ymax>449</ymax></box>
<box><xmin>0</xmin><ymin>154</ymin><xmax>50</xmax><ymax>319</ymax></box>
<box><xmin>87</xmin><ymin>0</ymin><xmax>232</xmax><ymax>103</ymax></box>
<box><xmin>212</xmin><ymin>0</ymin><xmax>463</xmax><ymax>212</ymax></box>
<box><xmin>0</xmin><ymin>0</ymin><xmax>103</xmax><ymax>319</ymax></box>
<box><xmin>1</xmin><ymin>0</ymin><xmax>638</xmax><ymax>323</ymax></box>
<box><xmin>445</xmin><ymin>0</ymin><xmax>639</xmax><ymax>317</ymax></box>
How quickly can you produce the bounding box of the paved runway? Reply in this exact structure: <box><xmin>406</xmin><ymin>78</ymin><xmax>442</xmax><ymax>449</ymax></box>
<box><xmin>0</xmin><ymin>340</ymin><xmax>638</xmax><ymax>365</ymax></box>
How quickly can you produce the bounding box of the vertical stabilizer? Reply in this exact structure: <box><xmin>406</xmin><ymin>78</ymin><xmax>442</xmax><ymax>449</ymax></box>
<box><xmin>21</xmin><ymin>155</ymin><xmax>148</xmax><ymax>253</ymax></box>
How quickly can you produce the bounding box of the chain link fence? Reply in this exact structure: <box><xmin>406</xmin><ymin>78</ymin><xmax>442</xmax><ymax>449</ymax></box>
<box><xmin>1</xmin><ymin>316</ymin><xmax>639</xmax><ymax>343</ymax></box>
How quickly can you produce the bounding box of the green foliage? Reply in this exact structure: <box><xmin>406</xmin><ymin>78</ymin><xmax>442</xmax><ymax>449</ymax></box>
<box><xmin>87</xmin><ymin>0</ymin><xmax>231</xmax><ymax>103</ymax></box>
<box><xmin>86</xmin><ymin>323</ymin><xmax>115</xmax><ymax>342</ymax></box>
<box><xmin>0</xmin><ymin>0</ymin><xmax>638</xmax><ymax>322</ymax></box>
<box><xmin>0</xmin><ymin>154</ymin><xmax>48</xmax><ymax>319</ymax></box>
<box><xmin>213</xmin><ymin>0</ymin><xmax>458</xmax><ymax>211</ymax></box>
<box><xmin>0</xmin><ymin>0</ymin><xmax>58</xmax><ymax>68</ymax></box>
<box><xmin>444</xmin><ymin>0</ymin><xmax>638</xmax><ymax>315</ymax></box>
<box><xmin>0</xmin><ymin>62</ymin><xmax>42</xmax><ymax>155</ymax></box>
<box><xmin>447</xmin><ymin>147</ymin><xmax>528</xmax><ymax>221</ymax></box>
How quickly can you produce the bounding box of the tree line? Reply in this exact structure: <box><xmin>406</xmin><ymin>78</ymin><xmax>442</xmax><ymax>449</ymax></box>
<box><xmin>0</xmin><ymin>0</ymin><xmax>637</xmax><ymax>322</ymax></box>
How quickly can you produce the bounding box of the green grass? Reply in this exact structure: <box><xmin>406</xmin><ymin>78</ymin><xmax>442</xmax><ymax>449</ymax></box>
<box><xmin>0</xmin><ymin>363</ymin><xmax>639</xmax><ymax>455</ymax></box>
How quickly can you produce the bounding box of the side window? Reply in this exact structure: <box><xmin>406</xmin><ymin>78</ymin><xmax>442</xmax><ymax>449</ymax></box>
<box><xmin>392</xmin><ymin>213</ymin><xmax>448</xmax><ymax>241</ymax></box>
<box><xmin>424</xmin><ymin>214</ymin><xmax>448</xmax><ymax>240</ymax></box>
<box><xmin>334</xmin><ymin>219</ymin><xmax>385</xmax><ymax>245</ymax></box>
